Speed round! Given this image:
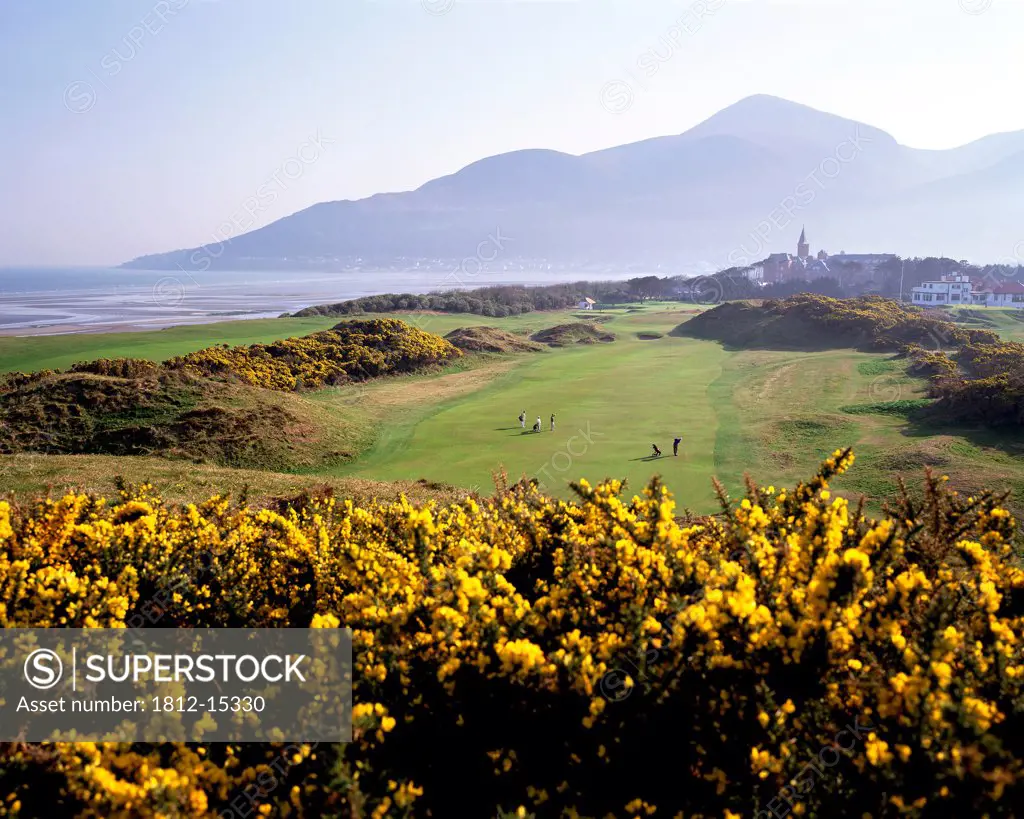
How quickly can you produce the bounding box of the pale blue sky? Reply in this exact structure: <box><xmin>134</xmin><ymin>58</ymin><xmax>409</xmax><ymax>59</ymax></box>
<box><xmin>0</xmin><ymin>0</ymin><xmax>1021</xmax><ymax>266</ymax></box>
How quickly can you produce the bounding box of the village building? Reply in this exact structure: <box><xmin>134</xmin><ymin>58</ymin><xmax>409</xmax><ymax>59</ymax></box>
<box><xmin>762</xmin><ymin>227</ymin><xmax>831</xmax><ymax>283</ymax></box>
<box><xmin>978</xmin><ymin>281</ymin><xmax>1024</xmax><ymax>308</ymax></box>
<box><xmin>909</xmin><ymin>274</ymin><xmax>1024</xmax><ymax>309</ymax></box>
<box><xmin>760</xmin><ymin>228</ymin><xmax>900</xmax><ymax>288</ymax></box>
<box><xmin>577</xmin><ymin>297</ymin><xmax>596</xmax><ymax>310</ymax></box>
<box><xmin>910</xmin><ymin>274</ymin><xmax>973</xmax><ymax>306</ymax></box>
<box><xmin>797</xmin><ymin>226</ymin><xmax>810</xmax><ymax>260</ymax></box>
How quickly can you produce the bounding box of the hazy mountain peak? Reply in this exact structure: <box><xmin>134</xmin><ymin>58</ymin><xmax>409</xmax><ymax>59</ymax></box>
<box><xmin>121</xmin><ymin>95</ymin><xmax>1024</xmax><ymax>272</ymax></box>
<box><xmin>686</xmin><ymin>93</ymin><xmax>898</xmax><ymax>150</ymax></box>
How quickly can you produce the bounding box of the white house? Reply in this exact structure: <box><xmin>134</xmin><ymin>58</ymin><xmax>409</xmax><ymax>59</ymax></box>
<box><xmin>975</xmin><ymin>281</ymin><xmax>1024</xmax><ymax>308</ymax></box>
<box><xmin>744</xmin><ymin>264</ymin><xmax>764</xmax><ymax>284</ymax></box>
<box><xmin>577</xmin><ymin>297</ymin><xmax>596</xmax><ymax>310</ymax></box>
<box><xmin>910</xmin><ymin>275</ymin><xmax>973</xmax><ymax>307</ymax></box>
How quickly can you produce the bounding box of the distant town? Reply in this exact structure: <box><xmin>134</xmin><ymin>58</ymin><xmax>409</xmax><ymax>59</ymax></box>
<box><xmin>675</xmin><ymin>227</ymin><xmax>1024</xmax><ymax>308</ymax></box>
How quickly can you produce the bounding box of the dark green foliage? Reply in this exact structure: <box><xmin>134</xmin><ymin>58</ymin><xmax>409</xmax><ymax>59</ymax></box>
<box><xmin>531</xmin><ymin>323</ymin><xmax>616</xmax><ymax>347</ymax></box>
<box><xmin>840</xmin><ymin>399</ymin><xmax>932</xmax><ymax>416</ymax></box>
<box><xmin>289</xmin><ymin>282</ymin><xmax>636</xmax><ymax>319</ymax></box>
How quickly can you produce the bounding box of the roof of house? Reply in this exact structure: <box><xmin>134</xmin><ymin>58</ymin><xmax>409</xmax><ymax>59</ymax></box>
<box><xmin>830</xmin><ymin>254</ymin><xmax>898</xmax><ymax>262</ymax></box>
<box><xmin>991</xmin><ymin>282</ymin><xmax>1024</xmax><ymax>295</ymax></box>
<box><xmin>912</xmin><ymin>279</ymin><xmax>971</xmax><ymax>287</ymax></box>
<box><xmin>582</xmin><ymin>297</ymin><xmax>596</xmax><ymax>304</ymax></box>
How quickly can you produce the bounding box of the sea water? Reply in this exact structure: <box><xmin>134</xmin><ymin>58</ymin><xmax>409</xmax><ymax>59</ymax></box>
<box><xmin>0</xmin><ymin>267</ymin><xmax>620</xmax><ymax>335</ymax></box>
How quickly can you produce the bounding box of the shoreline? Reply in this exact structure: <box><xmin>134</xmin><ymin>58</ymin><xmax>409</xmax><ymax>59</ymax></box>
<box><xmin>0</xmin><ymin>311</ymin><xmax>282</xmax><ymax>338</ymax></box>
<box><xmin>0</xmin><ymin>268</ymin><xmax>637</xmax><ymax>338</ymax></box>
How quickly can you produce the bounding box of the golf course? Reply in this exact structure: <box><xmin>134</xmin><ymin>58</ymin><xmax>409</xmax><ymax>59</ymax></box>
<box><xmin>5</xmin><ymin>301</ymin><xmax>1024</xmax><ymax>514</ymax></box>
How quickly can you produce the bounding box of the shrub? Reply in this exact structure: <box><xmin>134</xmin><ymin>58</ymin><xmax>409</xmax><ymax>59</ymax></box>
<box><xmin>69</xmin><ymin>358</ymin><xmax>160</xmax><ymax>379</ymax></box>
<box><xmin>165</xmin><ymin>318</ymin><xmax>463</xmax><ymax>392</ymax></box>
<box><xmin>288</xmin><ymin>282</ymin><xmax>634</xmax><ymax>320</ymax></box>
<box><xmin>839</xmin><ymin>399</ymin><xmax>932</xmax><ymax>415</ymax></box>
<box><xmin>1</xmin><ymin>451</ymin><xmax>1022</xmax><ymax>817</ymax></box>
<box><xmin>903</xmin><ymin>347</ymin><xmax>958</xmax><ymax>380</ymax></box>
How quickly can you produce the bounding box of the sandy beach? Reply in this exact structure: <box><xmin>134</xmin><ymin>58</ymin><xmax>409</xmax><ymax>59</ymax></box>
<box><xmin>0</xmin><ymin>267</ymin><xmax>619</xmax><ymax>337</ymax></box>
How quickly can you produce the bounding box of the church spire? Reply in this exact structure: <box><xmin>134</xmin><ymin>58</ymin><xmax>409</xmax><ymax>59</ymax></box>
<box><xmin>797</xmin><ymin>226</ymin><xmax>810</xmax><ymax>260</ymax></box>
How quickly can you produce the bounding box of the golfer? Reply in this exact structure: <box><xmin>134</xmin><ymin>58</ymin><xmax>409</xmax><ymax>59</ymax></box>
<box><xmin>519</xmin><ymin>410</ymin><xmax>526</xmax><ymax>429</ymax></box>
<box><xmin>673</xmin><ymin>437</ymin><xmax>682</xmax><ymax>456</ymax></box>
<box><xmin>550</xmin><ymin>414</ymin><xmax>556</xmax><ymax>432</ymax></box>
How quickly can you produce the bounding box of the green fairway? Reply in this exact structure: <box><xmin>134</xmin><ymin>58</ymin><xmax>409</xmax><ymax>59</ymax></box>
<box><xmin>327</xmin><ymin>308</ymin><xmax>729</xmax><ymax>509</ymax></box>
<box><xmin>5</xmin><ymin>302</ymin><xmax>1024</xmax><ymax>514</ymax></box>
<box><xmin>308</xmin><ymin>305</ymin><xmax>1024</xmax><ymax>512</ymax></box>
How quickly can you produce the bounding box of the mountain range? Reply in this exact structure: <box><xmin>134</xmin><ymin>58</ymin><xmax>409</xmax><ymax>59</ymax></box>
<box><xmin>122</xmin><ymin>95</ymin><xmax>1024</xmax><ymax>273</ymax></box>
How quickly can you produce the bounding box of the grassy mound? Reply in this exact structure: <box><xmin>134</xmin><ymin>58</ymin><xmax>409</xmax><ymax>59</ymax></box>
<box><xmin>444</xmin><ymin>326</ymin><xmax>544</xmax><ymax>353</ymax></box>
<box><xmin>0</xmin><ymin>319</ymin><xmax>463</xmax><ymax>469</ymax></box>
<box><xmin>675</xmin><ymin>295</ymin><xmax>1024</xmax><ymax>430</ymax></box>
<box><xmin>2</xmin><ymin>451</ymin><xmax>1023</xmax><ymax>816</ymax></box>
<box><xmin>839</xmin><ymin>398</ymin><xmax>932</xmax><ymax>416</ymax></box>
<box><xmin>877</xmin><ymin>443</ymin><xmax>952</xmax><ymax>471</ymax></box>
<box><xmin>167</xmin><ymin>317</ymin><xmax>462</xmax><ymax>391</ymax></box>
<box><xmin>531</xmin><ymin>322</ymin><xmax>616</xmax><ymax>347</ymax></box>
<box><xmin>0</xmin><ymin>369</ymin><xmax>356</xmax><ymax>470</ymax></box>
<box><xmin>946</xmin><ymin>308</ymin><xmax>999</xmax><ymax>328</ymax></box>
<box><xmin>673</xmin><ymin>295</ymin><xmax>997</xmax><ymax>352</ymax></box>
<box><xmin>0</xmin><ymin>370</ymin><xmax>201</xmax><ymax>453</ymax></box>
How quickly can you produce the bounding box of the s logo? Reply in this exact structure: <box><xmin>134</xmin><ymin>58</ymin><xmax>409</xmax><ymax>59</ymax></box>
<box><xmin>24</xmin><ymin>649</ymin><xmax>63</xmax><ymax>690</ymax></box>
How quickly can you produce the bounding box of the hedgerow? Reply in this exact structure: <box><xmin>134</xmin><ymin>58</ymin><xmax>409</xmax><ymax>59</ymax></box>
<box><xmin>1</xmin><ymin>450</ymin><xmax>1022</xmax><ymax>817</ymax></box>
<box><xmin>288</xmin><ymin>283</ymin><xmax>621</xmax><ymax>319</ymax></box>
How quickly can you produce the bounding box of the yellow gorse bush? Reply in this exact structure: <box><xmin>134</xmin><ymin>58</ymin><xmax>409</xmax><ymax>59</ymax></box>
<box><xmin>1</xmin><ymin>450</ymin><xmax>1023</xmax><ymax>817</ymax></box>
<box><xmin>164</xmin><ymin>318</ymin><xmax>463</xmax><ymax>392</ymax></box>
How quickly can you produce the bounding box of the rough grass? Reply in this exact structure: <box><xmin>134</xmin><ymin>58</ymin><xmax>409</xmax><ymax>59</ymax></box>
<box><xmin>531</xmin><ymin>322</ymin><xmax>616</xmax><ymax>347</ymax></box>
<box><xmin>839</xmin><ymin>399</ymin><xmax>933</xmax><ymax>416</ymax></box>
<box><xmin>0</xmin><ymin>453</ymin><xmax>467</xmax><ymax>507</ymax></box>
<box><xmin>444</xmin><ymin>326</ymin><xmax>545</xmax><ymax>353</ymax></box>
<box><xmin>0</xmin><ymin>370</ymin><xmax>360</xmax><ymax>472</ymax></box>
<box><xmin>856</xmin><ymin>359</ymin><xmax>898</xmax><ymax>376</ymax></box>
<box><xmin>946</xmin><ymin>308</ymin><xmax>999</xmax><ymax>328</ymax></box>
<box><xmin>877</xmin><ymin>445</ymin><xmax>952</xmax><ymax>471</ymax></box>
<box><xmin>772</xmin><ymin>417</ymin><xmax>858</xmax><ymax>448</ymax></box>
